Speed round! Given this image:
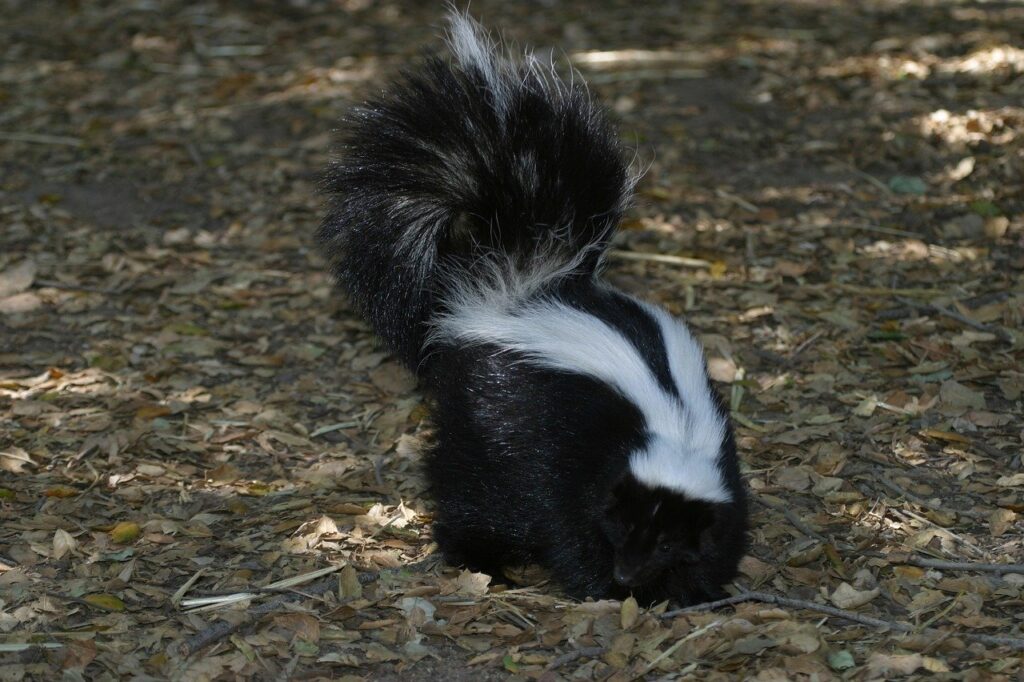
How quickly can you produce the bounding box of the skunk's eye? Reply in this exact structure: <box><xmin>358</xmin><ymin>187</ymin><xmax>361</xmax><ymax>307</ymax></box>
<box><xmin>658</xmin><ymin>543</ymin><xmax>672</xmax><ymax>554</ymax></box>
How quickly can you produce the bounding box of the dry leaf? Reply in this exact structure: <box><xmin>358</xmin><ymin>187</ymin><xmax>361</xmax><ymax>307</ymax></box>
<box><xmin>455</xmin><ymin>570</ymin><xmax>490</xmax><ymax>598</ymax></box>
<box><xmin>989</xmin><ymin>509</ymin><xmax>1017</xmax><ymax>537</ymax></box>
<box><xmin>867</xmin><ymin>653</ymin><xmax>922</xmax><ymax>677</ymax></box>
<box><xmin>0</xmin><ymin>260</ymin><xmax>36</xmax><ymax>297</ymax></box>
<box><xmin>273</xmin><ymin>613</ymin><xmax>320</xmax><ymax>643</ymax></box>
<box><xmin>0</xmin><ymin>447</ymin><xmax>34</xmax><ymax>474</ymax></box>
<box><xmin>620</xmin><ymin>596</ymin><xmax>639</xmax><ymax>630</ymax></box>
<box><xmin>52</xmin><ymin>529</ymin><xmax>76</xmax><ymax>560</ymax></box>
<box><xmin>830</xmin><ymin>582</ymin><xmax>879</xmax><ymax>609</ymax></box>
<box><xmin>338</xmin><ymin>565</ymin><xmax>363</xmax><ymax>599</ymax></box>
<box><xmin>939</xmin><ymin>380</ymin><xmax>986</xmax><ymax>411</ymax></box>
<box><xmin>61</xmin><ymin>639</ymin><xmax>97</xmax><ymax>671</ymax></box>
<box><xmin>775</xmin><ymin>466</ymin><xmax>811</xmax><ymax>492</ymax></box>
<box><xmin>0</xmin><ymin>292</ymin><xmax>42</xmax><ymax>314</ymax></box>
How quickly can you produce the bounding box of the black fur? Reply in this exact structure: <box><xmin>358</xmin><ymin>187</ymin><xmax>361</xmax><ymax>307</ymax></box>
<box><xmin>318</xmin><ymin>13</ymin><xmax>748</xmax><ymax>605</ymax></box>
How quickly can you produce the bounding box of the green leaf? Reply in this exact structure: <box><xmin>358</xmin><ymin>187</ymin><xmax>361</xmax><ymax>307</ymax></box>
<box><xmin>829</xmin><ymin>649</ymin><xmax>856</xmax><ymax>671</ymax></box>
<box><xmin>110</xmin><ymin>521</ymin><xmax>141</xmax><ymax>544</ymax></box>
<box><xmin>969</xmin><ymin>200</ymin><xmax>1000</xmax><ymax>217</ymax></box>
<box><xmin>867</xmin><ymin>330</ymin><xmax>905</xmax><ymax>341</ymax></box>
<box><xmin>102</xmin><ymin>549</ymin><xmax>135</xmax><ymax>562</ymax></box>
<box><xmin>888</xmin><ymin>175</ymin><xmax>927</xmax><ymax>195</ymax></box>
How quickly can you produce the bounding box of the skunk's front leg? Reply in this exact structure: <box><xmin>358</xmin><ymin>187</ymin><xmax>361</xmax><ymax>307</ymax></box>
<box><xmin>542</xmin><ymin>536</ymin><xmax>616</xmax><ymax>600</ymax></box>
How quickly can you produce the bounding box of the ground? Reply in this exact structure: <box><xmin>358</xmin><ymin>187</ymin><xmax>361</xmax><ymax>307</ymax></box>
<box><xmin>1</xmin><ymin>0</ymin><xmax>1023</xmax><ymax>680</ymax></box>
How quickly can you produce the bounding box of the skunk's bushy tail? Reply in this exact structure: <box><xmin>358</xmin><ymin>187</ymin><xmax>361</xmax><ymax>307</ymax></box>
<box><xmin>318</xmin><ymin>12</ymin><xmax>634</xmax><ymax>367</ymax></box>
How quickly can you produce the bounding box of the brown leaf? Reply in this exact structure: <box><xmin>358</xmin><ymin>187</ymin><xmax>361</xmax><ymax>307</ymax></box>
<box><xmin>0</xmin><ymin>447</ymin><xmax>34</xmax><ymax>474</ymax></box>
<box><xmin>83</xmin><ymin>593</ymin><xmax>126</xmax><ymax>611</ymax></box>
<box><xmin>938</xmin><ymin>380</ymin><xmax>986</xmax><ymax>411</ymax></box>
<box><xmin>830</xmin><ymin>582</ymin><xmax>879</xmax><ymax>609</ymax></box>
<box><xmin>273</xmin><ymin>613</ymin><xmax>320</xmax><ymax>643</ymax></box>
<box><xmin>338</xmin><ymin>565</ymin><xmax>363</xmax><ymax>599</ymax></box>
<box><xmin>0</xmin><ymin>292</ymin><xmax>42</xmax><ymax>314</ymax></box>
<box><xmin>455</xmin><ymin>570</ymin><xmax>491</xmax><ymax>598</ymax></box>
<box><xmin>738</xmin><ymin>555</ymin><xmax>773</xmax><ymax>581</ymax></box>
<box><xmin>867</xmin><ymin>653</ymin><xmax>922</xmax><ymax>677</ymax></box>
<box><xmin>732</xmin><ymin>635</ymin><xmax>777</xmax><ymax>655</ymax></box>
<box><xmin>775</xmin><ymin>466</ymin><xmax>811</xmax><ymax>492</ymax></box>
<box><xmin>207</xmin><ymin>462</ymin><xmax>242</xmax><ymax>483</ymax></box>
<box><xmin>989</xmin><ymin>509</ymin><xmax>1017</xmax><ymax>537</ymax></box>
<box><xmin>61</xmin><ymin>639</ymin><xmax>97</xmax><ymax>671</ymax></box>
<box><xmin>0</xmin><ymin>260</ymin><xmax>36</xmax><ymax>297</ymax></box>
<box><xmin>52</xmin><ymin>529</ymin><xmax>76</xmax><ymax>560</ymax></box>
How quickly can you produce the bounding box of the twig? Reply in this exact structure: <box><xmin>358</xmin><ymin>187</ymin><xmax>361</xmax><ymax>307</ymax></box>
<box><xmin>877</xmin><ymin>475</ymin><xmax>982</xmax><ymax>519</ymax></box>
<box><xmin>830</xmin><ymin>283</ymin><xmax>942</xmax><ymax>297</ymax></box>
<box><xmin>891</xmin><ymin>506</ymin><xmax>987</xmax><ymax>557</ymax></box>
<box><xmin>0</xmin><ymin>131</ymin><xmax>83</xmax><ymax>147</ymax></box>
<box><xmin>790</xmin><ymin>329</ymin><xmax>825</xmax><ymax>360</ymax></box>
<box><xmin>660</xmin><ymin>593</ymin><xmax>754</xmax><ymax>617</ymax></box>
<box><xmin>544</xmin><ymin>646</ymin><xmax>604</xmax><ymax>671</ymax></box>
<box><xmin>896</xmin><ymin>296</ymin><xmax>1014</xmax><ymax>343</ymax></box>
<box><xmin>635</xmin><ymin>619</ymin><xmax>721</xmax><ymax>676</ymax></box>
<box><xmin>177</xmin><ymin>577</ymin><xmax>336</xmax><ymax>656</ymax></box>
<box><xmin>660</xmin><ymin>591</ymin><xmax>1024</xmax><ymax>650</ymax></box>
<box><xmin>876</xmin><ymin>476</ymin><xmax>940</xmax><ymax>512</ymax></box>
<box><xmin>970</xmin><ymin>439</ymin><xmax>1015</xmax><ymax>461</ymax></box>
<box><xmin>715</xmin><ymin>188</ymin><xmax>758</xmax><ymax>213</ymax></box>
<box><xmin>834</xmin><ymin>223</ymin><xmax>922</xmax><ymax>239</ymax></box>
<box><xmin>176</xmin><ymin>561</ymin><xmax>433</xmax><ymax>656</ymax></box>
<box><xmin>894</xmin><ymin>557</ymin><xmax>1024</xmax><ymax>575</ymax></box>
<box><xmin>608</xmin><ymin>249</ymin><xmax>711</xmax><ymax>269</ymax></box>
<box><xmin>840</xmin><ymin>161</ymin><xmax>894</xmax><ymax>196</ymax></box>
<box><xmin>585</xmin><ymin>68</ymin><xmax>706</xmax><ymax>84</ymax></box>
<box><xmin>753</xmin><ymin>495</ymin><xmax>827</xmax><ymax>542</ymax></box>
<box><xmin>35</xmin><ymin>279</ymin><xmax>121</xmax><ymax>295</ymax></box>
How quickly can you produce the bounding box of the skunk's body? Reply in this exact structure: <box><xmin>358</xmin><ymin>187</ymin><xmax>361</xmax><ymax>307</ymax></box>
<box><xmin>319</xmin><ymin>13</ymin><xmax>747</xmax><ymax>604</ymax></box>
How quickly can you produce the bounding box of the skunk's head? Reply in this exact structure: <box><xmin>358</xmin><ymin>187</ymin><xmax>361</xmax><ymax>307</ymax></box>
<box><xmin>599</xmin><ymin>472</ymin><xmax>745</xmax><ymax>603</ymax></box>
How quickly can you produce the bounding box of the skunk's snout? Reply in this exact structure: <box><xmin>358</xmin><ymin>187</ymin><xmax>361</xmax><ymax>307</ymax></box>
<box><xmin>613</xmin><ymin>564</ymin><xmax>642</xmax><ymax>587</ymax></box>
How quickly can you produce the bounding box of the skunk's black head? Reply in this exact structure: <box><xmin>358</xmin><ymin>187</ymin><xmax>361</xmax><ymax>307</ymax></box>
<box><xmin>599</xmin><ymin>473</ymin><xmax>745</xmax><ymax>604</ymax></box>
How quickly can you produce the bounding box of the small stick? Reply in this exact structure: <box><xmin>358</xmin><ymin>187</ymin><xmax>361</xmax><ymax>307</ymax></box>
<box><xmin>840</xmin><ymin>161</ymin><xmax>894</xmax><ymax>196</ymax></box>
<box><xmin>877</xmin><ymin>475</ymin><xmax>983</xmax><ymax>519</ymax></box>
<box><xmin>608</xmin><ymin>249</ymin><xmax>711</xmax><ymax>269</ymax></box>
<box><xmin>790</xmin><ymin>329</ymin><xmax>825</xmax><ymax>360</ymax></box>
<box><xmin>544</xmin><ymin>646</ymin><xmax>605</xmax><ymax>671</ymax></box>
<box><xmin>895</xmin><ymin>557</ymin><xmax>1024</xmax><ymax>575</ymax></box>
<box><xmin>660</xmin><ymin>591</ymin><xmax>1024</xmax><ymax>651</ymax></box>
<box><xmin>0</xmin><ymin>131</ymin><xmax>83</xmax><ymax>147</ymax></box>
<box><xmin>834</xmin><ymin>223</ymin><xmax>922</xmax><ymax>239</ymax></box>
<box><xmin>585</xmin><ymin>68</ymin><xmax>706</xmax><ymax>84</ymax></box>
<box><xmin>35</xmin><ymin>279</ymin><xmax>121</xmax><ymax>295</ymax></box>
<box><xmin>715</xmin><ymin>188</ymin><xmax>758</xmax><ymax>213</ymax></box>
<box><xmin>753</xmin><ymin>495</ymin><xmax>828</xmax><ymax>542</ymax></box>
<box><xmin>176</xmin><ymin>561</ymin><xmax>434</xmax><ymax>656</ymax></box>
<box><xmin>896</xmin><ymin>296</ymin><xmax>1014</xmax><ymax>343</ymax></box>
<box><xmin>635</xmin><ymin>619</ymin><xmax>721</xmax><ymax>676</ymax></box>
<box><xmin>177</xmin><ymin>578</ymin><xmax>336</xmax><ymax>656</ymax></box>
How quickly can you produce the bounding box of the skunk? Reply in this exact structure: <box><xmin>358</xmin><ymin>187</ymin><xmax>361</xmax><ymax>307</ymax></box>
<box><xmin>318</xmin><ymin>12</ymin><xmax>748</xmax><ymax>605</ymax></box>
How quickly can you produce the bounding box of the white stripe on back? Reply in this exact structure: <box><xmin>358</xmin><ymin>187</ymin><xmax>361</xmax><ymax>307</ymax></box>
<box><xmin>431</xmin><ymin>292</ymin><xmax>730</xmax><ymax>502</ymax></box>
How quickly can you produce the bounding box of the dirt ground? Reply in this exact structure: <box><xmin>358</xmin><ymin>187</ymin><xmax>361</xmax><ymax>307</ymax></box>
<box><xmin>2</xmin><ymin>0</ymin><xmax>1023</xmax><ymax>679</ymax></box>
